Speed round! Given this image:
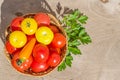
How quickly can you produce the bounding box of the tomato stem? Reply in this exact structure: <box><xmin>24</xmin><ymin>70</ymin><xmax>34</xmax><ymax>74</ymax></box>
<box><xmin>16</xmin><ymin>59</ymin><xmax>23</xmax><ymax>66</ymax></box>
<box><xmin>26</xmin><ymin>21</ymin><xmax>31</xmax><ymax>27</ymax></box>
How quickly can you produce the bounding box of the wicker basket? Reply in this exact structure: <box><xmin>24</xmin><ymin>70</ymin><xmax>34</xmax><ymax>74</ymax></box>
<box><xmin>5</xmin><ymin>13</ymin><xmax>68</xmax><ymax>76</ymax></box>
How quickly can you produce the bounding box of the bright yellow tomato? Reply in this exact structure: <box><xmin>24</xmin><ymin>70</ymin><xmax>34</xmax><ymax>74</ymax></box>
<box><xmin>21</xmin><ymin>18</ymin><xmax>38</xmax><ymax>35</ymax></box>
<box><xmin>9</xmin><ymin>31</ymin><xmax>27</xmax><ymax>48</ymax></box>
<box><xmin>35</xmin><ymin>26</ymin><xmax>54</xmax><ymax>45</ymax></box>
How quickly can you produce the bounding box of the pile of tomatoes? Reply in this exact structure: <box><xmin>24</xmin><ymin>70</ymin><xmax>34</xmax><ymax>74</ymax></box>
<box><xmin>5</xmin><ymin>13</ymin><xmax>66</xmax><ymax>73</ymax></box>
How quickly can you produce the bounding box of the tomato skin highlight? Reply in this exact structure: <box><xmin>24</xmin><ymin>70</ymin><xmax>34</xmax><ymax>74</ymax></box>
<box><xmin>5</xmin><ymin>41</ymin><xmax>18</xmax><ymax>54</ymax></box>
<box><xmin>33</xmin><ymin>44</ymin><xmax>49</xmax><ymax>63</ymax></box>
<box><xmin>47</xmin><ymin>52</ymin><xmax>61</xmax><ymax>67</ymax></box>
<box><xmin>11</xmin><ymin>51</ymin><xmax>33</xmax><ymax>72</ymax></box>
<box><xmin>34</xmin><ymin>13</ymin><xmax>50</xmax><ymax>26</ymax></box>
<box><xmin>31</xmin><ymin>60</ymin><xmax>49</xmax><ymax>73</ymax></box>
<box><xmin>51</xmin><ymin>33</ymin><xmax>66</xmax><ymax>48</ymax></box>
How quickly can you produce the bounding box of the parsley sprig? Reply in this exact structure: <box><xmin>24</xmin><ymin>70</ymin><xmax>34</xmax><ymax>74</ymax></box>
<box><xmin>58</xmin><ymin>10</ymin><xmax>92</xmax><ymax>71</ymax></box>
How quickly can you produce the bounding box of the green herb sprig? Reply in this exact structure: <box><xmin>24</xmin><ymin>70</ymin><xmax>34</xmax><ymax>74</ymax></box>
<box><xmin>58</xmin><ymin>10</ymin><xmax>92</xmax><ymax>71</ymax></box>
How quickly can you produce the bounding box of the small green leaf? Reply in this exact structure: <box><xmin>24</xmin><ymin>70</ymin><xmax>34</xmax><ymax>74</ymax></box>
<box><xmin>68</xmin><ymin>47</ymin><xmax>81</xmax><ymax>55</ymax></box>
<box><xmin>65</xmin><ymin>54</ymin><xmax>73</xmax><ymax>67</ymax></box>
<box><xmin>70</xmin><ymin>30</ymin><xmax>79</xmax><ymax>37</ymax></box>
<box><xmin>66</xmin><ymin>20</ymin><xmax>71</xmax><ymax>26</ymax></box>
<box><xmin>80</xmin><ymin>35</ymin><xmax>92</xmax><ymax>44</ymax></box>
<box><xmin>68</xmin><ymin>40</ymin><xmax>81</xmax><ymax>47</ymax></box>
<box><xmin>58</xmin><ymin>65</ymin><xmax>63</xmax><ymax>71</ymax></box>
<box><xmin>58</xmin><ymin>61</ymin><xmax>66</xmax><ymax>71</ymax></box>
<box><xmin>78</xmin><ymin>15</ymin><xmax>88</xmax><ymax>24</ymax></box>
<box><xmin>73</xmin><ymin>10</ymin><xmax>80</xmax><ymax>17</ymax></box>
<box><xmin>66</xmin><ymin>54</ymin><xmax>73</xmax><ymax>60</ymax></box>
<box><xmin>68</xmin><ymin>14</ymin><xmax>76</xmax><ymax>21</ymax></box>
<box><xmin>65</xmin><ymin>59</ymin><xmax>72</xmax><ymax>67</ymax></box>
<box><xmin>78</xmin><ymin>28</ymin><xmax>86</xmax><ymax>37</ymax></box>
<box><xmin>71</xmin><ymin>25</ymin><xmax>81</xmax><ymax>30</ymax></box>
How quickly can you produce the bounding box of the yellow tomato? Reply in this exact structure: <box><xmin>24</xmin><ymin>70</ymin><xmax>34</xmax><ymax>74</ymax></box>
<box><xmin>9</xmin><ymin>31</ymin><xmax>27</xmax><ymax>48</ymax></box>
<box><xmin>35</xmin><ymin>26</ymin><xmax>54</xmax><ymax>45</ymax></box>
<box><xmin>21</xmin><ymin>18</ymin><xmax>38</xmax><ymax>35</ymax></box>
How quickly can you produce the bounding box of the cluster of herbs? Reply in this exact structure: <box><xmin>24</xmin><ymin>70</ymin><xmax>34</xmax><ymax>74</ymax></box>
<box><xmin>58</xmin><ymin>10</ymin><xmax>92</xmax><ymax>71</ymax></box>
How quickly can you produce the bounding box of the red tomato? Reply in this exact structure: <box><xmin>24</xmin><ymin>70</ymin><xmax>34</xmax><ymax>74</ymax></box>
<box><xmin>51</xmin><ymin>33</ymin><xmax>66</xmax><ymax>48</ymax></box>
<box><xmin>33</xmin><ymin>44</ymin><xmax>49</xmax><ymax>63</ymax></box>
<box><xmin>49</xmin><ymin>25</ymin><xmax>59</xmax><ymax>33</ymax></box>
<box><xmin>10</xmin><ymin>17</ymin><xmax>24</xmax><ymax>31</ymax></box>
<box><xmin>5</xmin><ymin>41</ymin><xmax>18</xmax><ymax>54</ymax></box>
<box><xmin>48</xmin><ymin>44</ymin><xmax>61</xmax><ymax>54</ymax></box>
<box><xmin>11</xmin><ymin>51</ymin><xmax>33</xmax><ymax>72</ymax></box>
<box><xmin>34</xmin><ymin>13</ymin><xmax>50</xmax><ymax>26</ymax></box>
<box><xmin>31</xmin><ymin>61</ymin><xmax>49</xmax><ymax>73</ymax></box>
<box><xmin>27</xmin><ymin>35</ymin><xmax>35</xmax><ymax>42</ymax></box>
<box><xmin>47</xmin><ymin>53</ymin><xmax>61</xmax><ymax>67</ymax></box>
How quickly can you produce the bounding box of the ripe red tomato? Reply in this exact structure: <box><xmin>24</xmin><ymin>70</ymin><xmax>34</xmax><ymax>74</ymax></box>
<box><xmin>11</xmin><ymin>51</ymin><xmax>33</xmax><ymax>72</ymax></box>
<box><xmin>49</xmin><ymin>25</ymin><xmax>59</xmax><ymax>33</ymax></box>
<box><xmin>5</xmin><ymin>41</ymin><xmax>18</xmax><ymax>54</ymax></box>
<box><xmin>33</xmin><ymin>44</ymin><xmax>49</xmax><ymax>63</ymax></box>
<box><xmin>47</xmin><ymin>53</ymin><xmax>61</xmax><ymax>67</ymax></box>
<box><xmin>51</xmin><ymin>33</ymin><xmax>66</xmax><ymax>48</ymax></box>
<box><xmin>31</xmin><ymin>61</ymin><xmax>49</xmax><ymax>73</ymax></box>
<box><xmin>49</xmin><ymin>47</ymin><xmax>61</xmax><ymax>54</ymax></box>
<box><xmin>34</xmin><ymin>13</ymin><xmax>50</xmax><ymax>26</ymax></box>
<box><xmin>10</xmin><ymin>17</ymin><xmax>24</xmax><ymax>31</ymax></box>
<box><xmin>48</xmin><ymin>44</ymin><xmax>61</xmax><ymax>54</ymax></box>
<box><xmin>27</xmin><ymin>35</ymin><xmax>35</xmax><ymax>42</ymax></box>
